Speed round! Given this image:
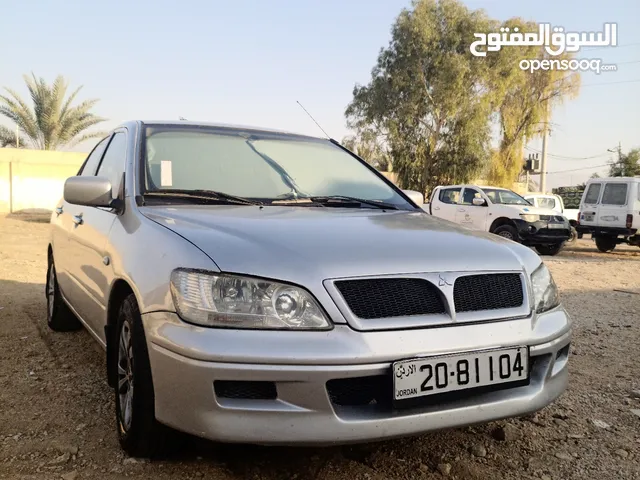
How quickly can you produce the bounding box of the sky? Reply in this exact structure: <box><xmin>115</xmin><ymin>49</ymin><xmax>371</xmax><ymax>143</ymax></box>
<box><xmin>1</xmin><ymin>0</ymin><xmax>639</xmax><ymax>190</ymax></box>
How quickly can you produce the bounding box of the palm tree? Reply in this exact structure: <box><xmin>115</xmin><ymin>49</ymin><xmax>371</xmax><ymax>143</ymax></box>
<box><xmin>0</xmin><ymin>74</ymin><xmax>106</xmax><ymax>150</ymax></box>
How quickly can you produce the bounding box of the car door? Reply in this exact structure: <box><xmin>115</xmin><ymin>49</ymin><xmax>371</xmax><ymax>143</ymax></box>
<box><xmin>52</xmin><ymin>137</ymin><xmax>111</xmax><ymax>303</ymax></box>
<box><xmin>579</xmin><ymin>182</ymin><xmax>602</xmax><ymax>227</ymax></box>
<box><xmin>65</xmin><ymin>130</ymin><xmax>127</xmax><ymax>334</ymax></box>
<box><xmin>597</xmin><ymin>181</ymin><xmax>630</xmax><ymax>229</ymax></box>
<box><xmin>431</xmin><ymin>187</ymin><xmax>461</xmax><ymax>222</ymax></box>
<box><xmin>455</xmin><ymin>187</ymin><xmax>489</xmax><ymax>230</ymax></box>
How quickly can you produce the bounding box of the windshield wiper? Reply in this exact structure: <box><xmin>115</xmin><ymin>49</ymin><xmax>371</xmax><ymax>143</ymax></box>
<box><xmin>143</xmin><ymin>189</ymin><xmax>262</xmax><ymax>206</ymax></box>
<box><xmin>305</xmin><ymin>195</ymin><xmax>399</xmax><ymax>210</ymax></box>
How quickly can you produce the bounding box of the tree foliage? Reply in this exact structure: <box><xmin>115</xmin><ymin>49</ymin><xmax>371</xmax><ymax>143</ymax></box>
<box><xmin>345</xmin><ymin>0</ymin><xmax>581</xmax><ymax>193</ymax></box>
<box><xmin>609</xmin><ymin>148</ymin><xmax>640</xmax><ymax>177</ymax></box>
<box><xmin>0</xmin><ymin>74</ymin><xmax>106</xmax><ymax>150</ymax></box>
<box><xmin>0</xmin><ymin>125</ymin><xmax>27</xmax><ymax>148</ymax></box>
<box><xmin>346</xmin><ymin>0</ymin><xmax>495</xmax><ymax>195</ymax></box>
<box><xmin>342</xmin><ymin>129</ymin><xmax>391</xmax><ymax>170</ymax></box>
<box><xmin>486</xmin><ymin>20</ymin><xmax>580</xmax><ymax>187</ymax></box>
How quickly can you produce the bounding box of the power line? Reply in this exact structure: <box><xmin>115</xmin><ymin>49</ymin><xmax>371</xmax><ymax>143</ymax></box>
<box><xmin>581</xmin><ymin>78</ymin><xmax>640</xmax><ymax>87</ymax></box>
<box><xmin>524</xmin><ymin>145</ymin><xmax>614</xmax><ymax>160</ymax></box>
<box><xmin>546</xmin><ymin>163</ymin><xmax>611</xmax><ymax>175</ymax></box>
<box><xmin>577</xmin><ymin>42</ymin><xmax>640</xmax><ymax>53</ymax></box>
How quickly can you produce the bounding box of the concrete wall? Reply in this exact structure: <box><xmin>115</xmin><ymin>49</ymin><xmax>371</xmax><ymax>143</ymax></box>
<box><xmin>0</xmin><ymin>149</ymin><xmax>87</xmax><ymax>213</ymax></box>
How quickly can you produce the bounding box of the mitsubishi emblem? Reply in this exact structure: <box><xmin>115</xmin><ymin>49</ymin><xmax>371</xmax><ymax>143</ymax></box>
<box><xmin>438</xmin><ymin>274</ymin><xmax>452</xmax><ymax>287</ymax></box>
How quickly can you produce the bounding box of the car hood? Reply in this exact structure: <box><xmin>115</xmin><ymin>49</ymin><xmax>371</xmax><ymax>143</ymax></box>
<box><xmin>140</xmin><ymin>205</ymin><xmax>541</xmax><ymax>282</ymax></box>
<box><xmin>506</xmin><ymin>205</ymin><xmax>558</xmax><ymax>216</ymax></box>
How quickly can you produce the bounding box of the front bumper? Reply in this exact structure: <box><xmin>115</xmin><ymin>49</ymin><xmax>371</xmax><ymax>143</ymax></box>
<box><xmin>576</xmin><ymin>224</ymin><xmax>638</xmax><ymax>237</ymax></box>
<box><xmin>143</xmin><ymin>309</ymin><xmax>571</xmax><ymax>445</ymax></box>
<box><xmin>514</xmin><ymin>219</ymin><xmax>571</xmax><ymax>245</ymax></box>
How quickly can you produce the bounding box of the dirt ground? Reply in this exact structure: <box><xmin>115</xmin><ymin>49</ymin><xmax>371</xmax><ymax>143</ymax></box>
<box><xmin>1</xmin><ymin>213</ymin><xmax>639</xmax><ymax>480</ymax></box>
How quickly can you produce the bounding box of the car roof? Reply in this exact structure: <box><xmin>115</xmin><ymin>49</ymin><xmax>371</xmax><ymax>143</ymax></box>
<box><xmin>118</xmin><ymin>119</ymin><xmax>325</xmax><ymax>142</ymax></box>
<box><xmin>586</xmin><ymin>176</ymin><xmax>640</xmax><ymax>182</ymax></box>
<box><xmin>434</xmin><ymin>185</ymin><xmax>512</xmax><ymax>190</ymax></box>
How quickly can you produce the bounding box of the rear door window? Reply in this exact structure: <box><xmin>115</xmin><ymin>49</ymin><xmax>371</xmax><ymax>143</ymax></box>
<box><xmin>584</xmin><ymin>183</ymin><xmax>601</xmax><ymax>204</ymax></box>
<box><xmin>439</xmin><ymin>187</ymin><xmax>461</xmax><ymax>204</ymax></box>
<box><xmin>601</xmin><ymin>183</ymin><xmax>628</xmax><ymax>205</ymax></box>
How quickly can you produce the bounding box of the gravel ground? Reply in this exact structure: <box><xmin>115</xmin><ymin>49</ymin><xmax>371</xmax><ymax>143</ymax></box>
<box><xmin>1</xmin><ymin>213</ymin><xmax>639</xmax><ymax>480</ymax></box>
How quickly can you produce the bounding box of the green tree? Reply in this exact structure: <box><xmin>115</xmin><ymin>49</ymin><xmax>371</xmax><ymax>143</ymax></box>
<box><xmin>0</xmin><ymin>74</ymin><xmax>106</xmax><ymax>150</ymax></box>
<box><xmin>609</xmin><ymin>148</ymin><xmax>640</xmax><ymax>177</ymax></box>
<box><xmin>342</xmin><ymin>129</ymin><xmax>391</xmax><ymax>170</ymax></box>
<box><xmin>345</xmin><ymin>0</ymin><xmax>581</xmax><ymax>192</ymax></box>
<box><xmin>0</xmin><ymin>125</ymin><xmax>27</xmax><ymax>147</ymax></box>
<box><xmin>345</xmin><ymin>0</ymin><xmax>495</xmax><ymax>194</ymax></box>
<box><xmin>486</xmin><ymin>21</ymin><xmax>580</xmax><ymax>186</ymax></box>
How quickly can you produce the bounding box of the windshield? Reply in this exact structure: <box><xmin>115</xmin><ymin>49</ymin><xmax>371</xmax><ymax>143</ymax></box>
<box><xmin>481</xmin><ymin>188</ymin><xmax>531</xmax><ymax>205</ymax></box>
<box><xmin>142</xmin><ymin>125</ymin><xmax>411</xmax><ymax>208</ymax></box>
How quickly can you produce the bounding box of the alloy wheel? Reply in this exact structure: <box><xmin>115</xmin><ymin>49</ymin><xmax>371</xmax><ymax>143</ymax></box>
<box><xmin>117</xmin><ymin>320</ymin><xmax>135</xmax><ymax>432</ymax></box>
<box><xmin>47</xmin><ymin>264</ymin><xmax>56</xmax><ymax>321</ymax></box>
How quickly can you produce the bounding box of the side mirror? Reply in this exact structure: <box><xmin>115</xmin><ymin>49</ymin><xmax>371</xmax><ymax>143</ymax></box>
<box><xmin>64</xmin><ymin>176</ymin><xmax>114</xmax><ymax>208</ymax></box>
<box><xmin>472</xmin><ymin>197</ymin><xmax>487</xmax><ymax>206</ymax></box>
<box><xmin>402</xmin><ymin>189</ymin><xmax>425</xmax><ymax>205</ymax></box>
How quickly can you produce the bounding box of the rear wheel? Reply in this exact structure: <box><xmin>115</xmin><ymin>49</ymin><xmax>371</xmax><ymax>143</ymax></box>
<box><xmin>535</xmin><ymin>243</ymin><xmax>564</xmax><ymax>256</ymax></box>
<box><xmin>115</xmin><ymin>294</ymin><xmax>175</xmax><ymax>458</ymax></box>
<box><xmin>46</xmin><ymin>256</ymin><xmax>82</xmax><ymax>332</ymax></box>
<box><xmin>567</xmin><ymin>227</ymin><xmax>578</xmax><ymax>243</ymax></box>
<box><xmin>493</xmin><ymin>225</ymin><xmax>519</xmax><ymax>242</ymax></box>
<box><xmin>595</xmin><ymin>236</ymin><xmax>617</xmax><ymax>253</ymax></box>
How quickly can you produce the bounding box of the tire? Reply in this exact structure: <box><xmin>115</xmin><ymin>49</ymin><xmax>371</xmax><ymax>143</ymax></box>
<box><xmin>493</xmin><ymin>225</ymin><xmax>519</xmax><ymax>242</ymax></box>
<box><xmin>535</xmin><ymin>243</ymin><xmax>564</xmax><ymax>256</ymax></box>
<box><xmin>567</xmin><ymin>227</ymin><xmax>578</xmax><ymax>243</ymax></box>
<box><xmin>595</xmin><ymin>236</ymin><xmax>617</xmax><ymax>253</ymax></box>
<box><xmin>577</xmin><ymin>232</ymin><xmax>584</xmax><ymax>239</ymax></box>
<box><xmin>114</xmin><ymin>294</ymin><xmax>174</xmax><ymax>458</ymax></box>
<box><xmin>46</xmin><ymin>256</ymin><xmax>82</xmax><ymax>332</ymax></box>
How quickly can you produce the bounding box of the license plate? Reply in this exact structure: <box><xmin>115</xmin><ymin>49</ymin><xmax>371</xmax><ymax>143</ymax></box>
<box><xmin>583</xmin><ymin>214</ymin><xmax>594</xmax><ymax>222</ymax></box>
<box><xmin>548</xmin><ymin>223</ymin><xmax>566</xmax><ymax>229</ymax></box>
<box><xmin>393</xmin><ymin>347</ymin><xmax>528</xmax><ymax>400</ymax></box>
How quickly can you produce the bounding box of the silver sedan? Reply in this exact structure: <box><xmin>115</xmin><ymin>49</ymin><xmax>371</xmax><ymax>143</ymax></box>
<box><xmin>47</xmin><ymin>120</ymin><xmax>571</xmax><ymax>457</ymax></box>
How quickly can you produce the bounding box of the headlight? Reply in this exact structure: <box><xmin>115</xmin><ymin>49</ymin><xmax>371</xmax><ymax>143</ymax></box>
<box><xmin>520</xmin><ymin>214</ymin><xmax>540</xmax><ymax>222</ymax></box>
<box><xmin>170</xmin><ymin>270</ymin><xmax>332</xmax><ymax>330</ymax></box>
<box><xmin>530</xmin><ymin>264</ymin><xmax>560</xmax><ymax>313</ymax></box>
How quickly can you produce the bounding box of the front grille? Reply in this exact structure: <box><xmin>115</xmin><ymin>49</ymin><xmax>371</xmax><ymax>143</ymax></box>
<box><xmin>454</xmin><ymin>274</ymin><xmax>523</xmax><ymax>313</ymax></box>
<box><xmin>214</xmin><ymin>381</ymin><xmax>277</xmax><ymax>400</ymax></box>
<box><xmin>540</xmin><ymin>215</ymin><xmax>565</xmax><ymax>222</ymax></box>
<box><xmin>335</xmin><ymin>278</ymin><xmax>445</xmax><ymax>319</ymax></box>
<box><xmin>327</xmin><ymin>375</ymin><xmax>389</xmax><ymax>406</ymax></box>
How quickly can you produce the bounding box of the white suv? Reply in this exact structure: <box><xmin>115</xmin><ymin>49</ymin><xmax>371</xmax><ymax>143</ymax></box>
<box><xmin>577</xmin><ymin>177</ymin><xmax>640</xmax><ymax>252</ymax></box>
<box><xmin>429</xmin><ymin>185</ymin><xmax>571</xmax><ymax>255</ymax></box>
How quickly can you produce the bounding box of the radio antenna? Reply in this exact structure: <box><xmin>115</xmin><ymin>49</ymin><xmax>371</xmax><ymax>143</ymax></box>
<box><xmin>296</xmin><ymin>101</ymin><xmax>330</xmax><ymax>139</ymax></box>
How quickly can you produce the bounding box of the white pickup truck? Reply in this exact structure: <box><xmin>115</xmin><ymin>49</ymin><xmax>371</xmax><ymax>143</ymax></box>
<box><xmin>428</xmin><ymin>184</ymin><xmax>572</xmax><ymax>255</ymax></box>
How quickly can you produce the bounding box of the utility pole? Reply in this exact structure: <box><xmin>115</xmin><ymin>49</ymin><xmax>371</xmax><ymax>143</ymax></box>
<box><xmin>608</xmin><ymin>141</ymin><xmax>622</xmax><ymax>175</ymax></box>
<box><xmin>540</xmin><ymin>105</ymin><xmax>549</xmax><ymax>193</ymax></box>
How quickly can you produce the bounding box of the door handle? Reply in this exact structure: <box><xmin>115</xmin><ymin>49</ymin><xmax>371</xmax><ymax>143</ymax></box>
<box><xmin>433</xmin><ymin>206</ymin><xmax>440</xmax><ymax>210</ymax></box>
<box><xmin>55</xmin><ymin>206</ymin><xmax>63</xmax><ymax>216</ymax></box>
<box><xmin>457</xmin><ymin>208</ymin><xmax>466</xmax><ymax>212</ymax></box>
<box><xmin>72</xmin><ymin>214</ymin><xmax>84</xmax><ymax>226</ymax></box>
